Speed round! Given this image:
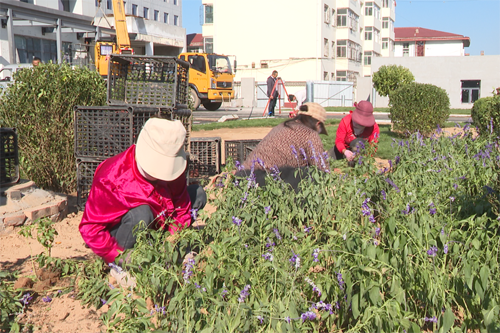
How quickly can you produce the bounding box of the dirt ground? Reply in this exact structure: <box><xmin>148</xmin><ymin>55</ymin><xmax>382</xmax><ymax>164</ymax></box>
<box><xmin>0</xmin><ymin>126</ymin><xmax>466</xmax><ymax>332</ymax></box>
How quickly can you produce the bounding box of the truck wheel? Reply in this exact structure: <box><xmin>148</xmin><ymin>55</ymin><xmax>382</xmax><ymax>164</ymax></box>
<box><xmin>202</xmin><ymin>101</ymin><xmax>222</xmax><ymax>111</ymax></box>
<box><xmin>189</xmin><ymin>88</ymin><xmax>201</xmax><ymax>110</ymax></box>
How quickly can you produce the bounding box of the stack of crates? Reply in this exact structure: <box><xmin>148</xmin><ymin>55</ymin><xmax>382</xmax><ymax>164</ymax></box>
<box><xmin>75</xmin><ymin>55</ymin><xmax>192</xmax><ymax>209</ymax></box>
<box><xmin>188</xmin><ymin>137</ymin><xmax>221</xmax><ymax>180</ymax></box>
<box><xmin>224</xmin><ymin>139</ymin><xmax>262</xmax><ymax>165</ymax></box>
<box><xmin>0</xmin><ymin>128</ymin><xmax>19</xmax><ymax>187</ymax></box>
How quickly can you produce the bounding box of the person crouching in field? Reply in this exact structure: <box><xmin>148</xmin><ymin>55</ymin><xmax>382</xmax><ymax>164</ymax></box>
<box><xmin>329</xmin><ymin>100</ymin><xmax>379</xmax><ymax>163</ymax></box>
<box><xmin>79</xmin><ymin>118</ymin><xmax>206</xmax><ymax>269</ymax></box>
<box><xmin>237</xmin><ymin>102</ymin><xmax>330</xmax><ymax>191</ymax></box>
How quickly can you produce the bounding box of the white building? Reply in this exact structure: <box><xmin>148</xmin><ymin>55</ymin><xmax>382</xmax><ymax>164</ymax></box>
<box><xmin>0</xmin><ymin>0</ymin><xmax>185</xmax><ymax>70</ymax></box>
<box><xmin>394</xmin><ymin>27</ymin><xmax>470</xmax><ymax>57</ymax></box>
<box><xmin>200</xmin><ymin>0</ymin><xmax>395</xmax><ymax>86</ymax></box>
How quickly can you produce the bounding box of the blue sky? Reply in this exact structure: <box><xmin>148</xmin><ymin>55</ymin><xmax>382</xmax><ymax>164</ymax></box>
<box><xmin>182</xmin><ymin>0</ymin><xmax>500</xmax><ymax>56</ymax></box>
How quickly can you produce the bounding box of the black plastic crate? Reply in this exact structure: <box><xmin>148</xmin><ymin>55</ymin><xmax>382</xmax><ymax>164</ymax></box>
<box><xmin>76</xmin><ymin>158</ymin><xmax>104</xmax><ymax>209</ymax></box>
<box><xmin>189</xmin><ymin>137</ymin><xmax>221</xmax><ymax>178</ymax></box>
<box><xmin>107</xmin><ymin>55</ymin><xmax>189</xmax><ymax>108</ymax></box>
<box><xmin>0</xmin><ymin>128</ymin><xmax>19</xmax><ymax>186</ymax></box>
<box><xmin>74</xmin><ymin>106</ymin><xmax>178</xmax><ymax>158</ymax></box>
<box><xmin>224</xmin><ymin>139</ymin><xmax>261</xmax><ymax>164</ymax></box>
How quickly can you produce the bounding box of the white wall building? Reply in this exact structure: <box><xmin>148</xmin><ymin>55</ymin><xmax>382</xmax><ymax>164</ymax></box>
<box><xmin>394</xmin><ymin>27</ymin><xmax>470</xmax><ymax>57</ymax></box>
<box><xmin>0</xmin><ymin>0</ymin><xmax>185</xmax><ymax>70</ymax></box>
<box><xmin>201</xmin><ymin>0</ymin><xmax>395</xmax><ymax>91</ymax></box>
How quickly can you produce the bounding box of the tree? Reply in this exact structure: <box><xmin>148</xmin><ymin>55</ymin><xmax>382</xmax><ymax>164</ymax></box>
<box><xmin>372</xmin><ymin>65</ymin><xmax>415</xmax><ymax>97</ymax></box>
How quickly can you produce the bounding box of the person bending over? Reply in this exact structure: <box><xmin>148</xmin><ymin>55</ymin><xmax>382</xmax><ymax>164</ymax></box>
<box><xmin>330</xmin><ymin>100</ymin><xmax>379</xmax><ymax>162</ymax></box>
<box><xmin>79</xmin><ymin>118</ymin><xmax>206</xmax><ymax>265</ymax></box>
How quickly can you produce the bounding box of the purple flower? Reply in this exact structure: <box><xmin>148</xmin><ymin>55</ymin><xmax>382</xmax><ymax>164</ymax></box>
<box><xmin>257</xmin><ymin>316</ymin><xmax>264</xmax><ymax>324</ymax></box>
<box><xmin>375</xmin><ymin>227</ymin><xmax>381</xmax><ymax>236</ymax></box>
<box><xmin>449</xmin><ymin>196</ymin><xmax>455</xmax><ymax>202</ymax></box>
<box><xmin>238</xmin><ymin>284</ymin><xmax>251</xmax><ymax>303</ymax></box>
<box><xmin>264</xmin><ymin>206</ymin><xmax>271</xmax><ymax>215</ymax></box>
<box><xmin>427</xmin><ymin>246</ymin><xmax>438</xmax><ymax>257</ymax></box>
<box><xmin>190</xmin><ymin>208</ymin><xmax>198</xmax><ymax>221</ymax></box>
<box><xmin>301</xmin><ymin>311</ymin><xmax>317</xmax><ymax>322</ymax></box>
<box><xmin>337</xmin><ymin>272</ymin><xmax>345</xmax><ymax>290</ymax></box>
<box><xmin>304</xmin><ymin>226</ymin><xmax>312</xmax><ymax>233</ymax></box>
<box><xmin>369</xmin><ymin>214</ymin><xmax>376</xmax><ymax>223</ymax></box>
<box><xmin>285</xmin><ymin>316</ymin><xmax>292</xmax><ymax>324</ymax></box>
<box><xmin>221</xmin><ymin>289</ymin><xmax>228</xmax><ymax>299</ymax></box>
<box><xmin>312</xmin><ymin>248</ymin><xmax>320</xmax><ymax>262</ymax></box>
<box><xmin>20</xmin><ymin>293</ymin><xmax>33</xmax><ymax>305</ymax></box>
<box><xmin>358</xmin><ymin>155</ymin><xmax>363</xmax><ymax>165</ymax></box>
<box><xmin>290</xmin><ymin>251</ymin><xmax>301</xmax><ymax>269</ymax></box>
<box><xmin>299</xmin><ymin>148</ymin><xmax>307</xmax><ymax>161</ymax></box>
<box><xmin>232</xmin><ymin>216</ymin><xmax>242</xmax><ymax>226</ymax></box>
<box><xmin>42</xmin><ymin>296</ymin><xmax>52</xmax><ymax>303</ymax></box>
<box><xmin>265</xmin><ymin>238</ymin><xmax>275</xmax><ymax>248</ymax></box>
<box><xmin>424</xmin><ymin>316</ymin><xmax>438</xmax><ymax>323</ymax></box>
<box><xmin>270</xmin><ymin>166</ymin><xmax>281</xmax><ymax>180</ymax></box>
<box><xmin>385</xmin><ymin>178</ymin><xmax>400</xmax><ymax>193</ymax></box>
<box><xmin>256</xmin><ymin>158</ymin><xmax>265</xmax><ymax>169</ymax></box>
<box><xmin>444</xmin><ymin>244</ymin><xmax>449</xmax><ymax>254</ymax></box>
<box><xmin>381</xmin><ymin>190</ymin><xmax>386</xmax><ymax>200</ymax></box>
<box><xmin>235</xmin><ymin>160</ymin><xmax>245</xmax><ymax>171</ymax></box>
<box><xmin>429</xmin><ymin>202</ymin><xmax>437</xmax><ymax>216</ymax></box>
<box><xmin>183</xmin><ymin>258</ymin><xmax>195</xmax><ymax>283</ymax></box>
<box><xmin>401</xmin><ymin>204</ymin><xmax>412</xmax><ymax>215</ymax></box>
<box><xmin>262</xmin><ymin>252</ymin><xmax>274</xmax><ymax>261</ymax></box>
<box><xmin>101</xmin><ymin>298</ymin><xmax>107</xmax><ymax>305</ymax></box>
<box><xmin>273</xmin><ymin>228</ymin><xmax>282</xmax><ymax>240</ymax></box>
<box><xmin>361</xmin><ymin>198</ymin><xmax>371</xmax><ymax>216</ymax></box>
<box><xmin>395</xmin><ymin>155</ymin><xmax>401</xmax><ymax>165</ymax></box>
<box><xmin>291</xmin><ymin>145</ymin><xmax>298</xmax><ymax>160</ymax></box>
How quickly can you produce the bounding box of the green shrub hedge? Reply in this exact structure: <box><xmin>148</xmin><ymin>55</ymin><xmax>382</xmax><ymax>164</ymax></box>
<box><xmin>0</xmin><ymin>63</ymin><xmax>106</xmax><ymax>193</ymax></box>
<box><xmin>471</xmin><ymin>96</ymin><xmax>500</xmax><ymax>137</ymax></box>
<box><xmin>389</xmin><ymin>82</ymin><xmax>450</xmax><ymax>136</ymax></box>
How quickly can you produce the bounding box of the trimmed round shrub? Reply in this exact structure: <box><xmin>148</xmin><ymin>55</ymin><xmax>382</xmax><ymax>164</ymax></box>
<box><xmin>372</xmin><ymin>64</ymin><xmax>415</xmax><ymax>97</ymax></box>
<box><xmin>0</xmin><ymin>63</ymin><xmax>106</xmax><ymax>193</ymax></box>
<box><xmin>389</xmin><ymin>82</ymin><xmax>450</xmax><ymax>137</ymax></box>
<box><xmin>471</xmin><ymin>96</ymin><xmax>500</xmax><ymax>137</ymax></box>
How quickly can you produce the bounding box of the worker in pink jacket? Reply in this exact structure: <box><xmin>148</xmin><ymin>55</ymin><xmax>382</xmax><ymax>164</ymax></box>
<box><xmin>79</xmin><ymin>118</ymin><xmax>206</xmax><ymax>264</ymax></box>
<box><xmin>330</xmin><ymin>101</ymin><xmax>379</xmax><ymax>161</ymax></box>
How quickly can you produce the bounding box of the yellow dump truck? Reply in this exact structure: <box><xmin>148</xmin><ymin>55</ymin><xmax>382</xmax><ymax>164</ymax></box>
<box><xmin>178</xmin><ymin>52</ymin><xmax>235</xmax><ymax>111</ymax></box>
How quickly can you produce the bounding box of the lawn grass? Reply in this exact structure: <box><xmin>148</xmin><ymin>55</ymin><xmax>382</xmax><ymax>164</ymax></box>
<box><xmin>324</xmin><ymin>106</ymin><xmax>471</xmax><ymax>115</ymax></box>
<box><xmin>192</xmin><ymin>118</ymin><xmax>340</xmax><ymax>131</ymax></box>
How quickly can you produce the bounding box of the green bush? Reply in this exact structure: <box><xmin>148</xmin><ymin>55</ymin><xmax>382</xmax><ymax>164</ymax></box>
<box><xmin>372</xmin><ymin>65</ymin><xmax>415</xmax><ymax>97</ymax></box>
<box><xmin>470</xmin><ymin>96</ymin><xmax>500</xmax><ymax>137</ymax></box>
<box><xmin>0</xmin><ymin>63</ymin><xmax>106</xmax><ymax>193</ymax></box>
<box><xmin>389</xmin><ymin>82</ymin><xmax>450</xmax><ymax>136</ymax></box>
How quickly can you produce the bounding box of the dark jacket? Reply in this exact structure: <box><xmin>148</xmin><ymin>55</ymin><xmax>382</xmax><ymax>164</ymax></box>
<box><xmin>267</xmin><ymin>75</ymin><xmax>278</xmax><ymax>98</ymax></box>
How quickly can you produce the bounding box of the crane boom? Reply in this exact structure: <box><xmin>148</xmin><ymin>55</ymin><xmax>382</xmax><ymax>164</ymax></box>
<box><xmin>112</xmin><ymin>0</ymin><xmax>131</xmax><ymax>50</ymax></box>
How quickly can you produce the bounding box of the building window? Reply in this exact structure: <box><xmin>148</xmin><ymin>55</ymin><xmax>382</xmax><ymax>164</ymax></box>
<box><xmin>382</xmin><ymin>0</ymin><xmax>389</xmax><ymax>7</ymax></box>
<box><xmin>461</xmin><ymin>80</ymin><xmax>480</xmax><ymax>103</ymax></box>
<box><xmin>324</xmin><ymin>72</ymin><xmax>329</xmax><ymax>80</ymax></box>
<box><xmin>374</xmin><ymin>3</ymin><xmax>380</xmax><ymax>19</ymax></box>
<box><xmin>164</xmin><ymin>12</ymin><xmax>168</xmax><ymax>23</ymax></box>
<box><xmin>331</xmin><ymin>73</ymin><xmax>335</xmax><ymax>81</ymax></box>
<box><xmin>364</xmin><ymin>51</ymin><xmax>372</xmax><ymax>65</ymax></box>
<box><xmin>106</xmin><ymin>0</ymin><xmax>112</xmax><ymax>10</ymax></box>
<box><xmin>331</xmin><ymin>41</ymin><xmax>335</xmax><ymax>58</ymax></box>
<box><xmin>382</xmin><ymin>38</ymin><xmax>389</xmax><ymax>49</ymax></box>
<box><xmin>337</xmin><ymin>9</ymin><xmax>347</xmax><ymax>27</ymax></box>
<box><xmin>324</xmin><ymin>4</ymin><xmax>330</xmax><ymax>24</ymax></box>
<box><xmin>365</xmin><ymin>27</ymin><xmax>373</xmax><ymax>41</ymax></box>
<box><xmin>331</xmin><ymin>9</ymin><xmax>336</xmax><ymax>26</ymax></box>
<box><xmin>15</xmin><ymin>36</ymin><xmax>58</xmax><ymax>64</ymax></box>
<box><xmin>374</xmin><ymin>28</ymin><xmax>380</xmax><ymax>43</ymax></box>
<box><xmin>349</xmin><ymin>10</ymin><xmax>359</xmax><ymax>32</ymax></box>
<box><xmin>143</xmin><ymin>7</ymin><xmax>148</xmax><ymax>19</ymax></box>
<box><xmin>173</xmin><ymin>0</ymin><xmax>177</xmax><ymax>4</ymax></box>
<box><xmin>154</xmin><ymin>10</ymin><xmax>159</xmax><ymax>21</ymax></box>
<box><xmin>204</xmin><ymin>5</ymin><xmax>213</xmax><ymax>24</ymax></box>
<box><xmin>204</xmin><ymin>37</ymin><xmax>213</xmax><ymax>53</ymax></box>
<box><xmin>174</xmin><ymin>15</ymin><xmax>178</xmax><ymax>25</ymax></box>
<box><xmin>382</xmin><ymin>17</ymin><xmax>389</xmax><ymax>29</ymax></box>
<box><xmin>132</xmin><ymin>4</ymin><xmax>137</xmax><ymax>16</ymax></box>
<box><xmin>403</xmin><ymin>43</ymin><xmax>409</xmax><ymax>56</ymax></box>
<box><xmin>336</xmin><ymin>71</ymin><xmax>347</xmax><ymax>81</ymax></box>
<box><xmin>337</xmin><ymin>40</ymin><xmax>347</xmax><ymax>57</ymax></box>
<box><xmin>348</xmin><ymin>41</ymin><xmax>362</xmax><ymax>62</ymax></box>
<box><xmin>365</xmin><ymin>2</ymin><xmax>373</xmax><ymax>16</ymax></box>
<box><xmin>324</xmin><ymin>38</ymin><xmax>329</xmax><ymax>57</ymax></box>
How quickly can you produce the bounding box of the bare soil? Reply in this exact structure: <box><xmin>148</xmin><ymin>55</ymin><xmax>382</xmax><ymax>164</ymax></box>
<box><xmin>0</xmin><ymin>127</ymin><xmax>462</xmax><ymax>332</ymax></box>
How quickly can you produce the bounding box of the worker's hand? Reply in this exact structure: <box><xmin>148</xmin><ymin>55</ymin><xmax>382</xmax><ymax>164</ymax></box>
<box><xmin>344</xmin><ymin>150</ymin><xmax>355</xmax><ymax>161</ymax></box>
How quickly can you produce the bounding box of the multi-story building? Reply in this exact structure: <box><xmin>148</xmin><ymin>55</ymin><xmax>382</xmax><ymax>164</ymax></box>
<box><xmin>200</xmin><ymin>0</ymin><xmax>395</xmax><ymax>86</ymax></box>
<box><xmin>0</xmin><ymin>0</ymin><xmax>185</xmax><ymax>70</ymax></box>
<box><xmin>394</xmin><ymin>27</ymin><xmax>470</xmax><ymax>57</ymax></box>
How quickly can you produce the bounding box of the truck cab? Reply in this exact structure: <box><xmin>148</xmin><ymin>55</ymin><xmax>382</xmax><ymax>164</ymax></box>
<box><xmin>179</xmin><ymin>52</ymin><xmax>235</xmax><ymax>111</ymax></box>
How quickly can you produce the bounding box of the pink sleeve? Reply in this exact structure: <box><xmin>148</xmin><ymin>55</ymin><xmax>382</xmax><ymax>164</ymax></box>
<box><xmin>166</xmin><ymin>176</ymin><xmax>192</xmax><ymax>234</ymax></box>
<box><xmin>335</xmin><ymin>118</ymin><xmax>349</xmax><ymax>153</ymax></box>
<box><xmin>79</xmin><ymin>179</ymin><xmax>128</xmax><ymax>263</ymax></box>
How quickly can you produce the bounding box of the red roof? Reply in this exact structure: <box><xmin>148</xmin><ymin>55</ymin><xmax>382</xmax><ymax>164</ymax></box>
<box><xmin>395</xmin><ymin>27</ymin><xmax>470</xmax><ymax>47</ymax></box>
<box><xmin>187</xmin><ymin>33</ymin><xmax>203</xmax><ymax>47</ymax></box>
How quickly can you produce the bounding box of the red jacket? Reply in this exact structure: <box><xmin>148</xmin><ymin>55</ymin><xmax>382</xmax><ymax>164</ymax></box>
<box><xmin>79</xmin><ymin>145</ymin><xmax>192</xmax><ymax>263</ymax></box>
<box><xmin>335</xmin><ymin>112</ymin><xmax>380</xmax><ymax>152</ymax></box>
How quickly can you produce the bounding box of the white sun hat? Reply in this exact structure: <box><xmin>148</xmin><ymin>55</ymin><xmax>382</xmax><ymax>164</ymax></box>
<box><xmin>135</xmin><ymin>118</ymin><xmax>187</xmax><ymax>181</ymax></box>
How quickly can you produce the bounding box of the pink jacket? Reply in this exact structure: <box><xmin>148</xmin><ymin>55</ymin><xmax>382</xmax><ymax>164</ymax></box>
<box><xmin>335</xmin><ymin>112</ymin><xmax>380</xmax><ymax>153</ymax></box>
<box><xmin>79</xmin><ymin>145</ymin><xmax>192</xmax><ymax>263</ymax></box>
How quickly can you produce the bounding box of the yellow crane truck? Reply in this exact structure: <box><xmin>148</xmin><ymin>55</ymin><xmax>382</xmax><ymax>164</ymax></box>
<box><xmin>178</xmin><ymin>52</ymin><xmax>235</xmax><ymax>111</ymax></box>
<box><xmin>95</xmin><ymin>0</ymin><xmax>133</xmax><ymax>76</ymax></box>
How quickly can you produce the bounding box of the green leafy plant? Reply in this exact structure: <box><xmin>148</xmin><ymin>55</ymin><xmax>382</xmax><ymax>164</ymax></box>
<box><xmin>470</xmin><ymin>95</ymin><xmax>500</xmax><ymax>137</ymax></box>
<box><xmin>0</xmin><ymin>271</ymin><xmax>24</xmax><ymax>332</ymax></box>
<box><xmin>389</xmin><ymin>82</ymin><xmax>450</xmax><ymax>136</ymax></box>
<box><xmin>0</xmin><ymin>62</ymin><xmax>106</xmax><ymax>193</ymax></box>
<box><xmin>19</xmin><ymin>217</ymin><xmax>58</xmax><ymax>258</ymax></box>
<box><xmin>372</xmin><ymin>64</ymin><xmax>415</xmax><ymax>97</ymax></box>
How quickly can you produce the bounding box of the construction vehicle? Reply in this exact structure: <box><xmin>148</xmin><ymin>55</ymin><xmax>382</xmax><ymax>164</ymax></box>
<box><xmin>178</xmin><ymin>52</ymin><xmax>235</xmax><ymax>111</ymax></box>
<box><xmin>94</xmin><ymin>0</ymin><xmax>133</xmax><ymax>76</ymax></box>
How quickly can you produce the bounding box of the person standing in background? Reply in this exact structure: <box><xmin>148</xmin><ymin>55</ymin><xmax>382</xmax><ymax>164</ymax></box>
<box><xmin>267</xmin><ymin>70</ymin><xmax>279</xmax><ymax>116</ymax></box>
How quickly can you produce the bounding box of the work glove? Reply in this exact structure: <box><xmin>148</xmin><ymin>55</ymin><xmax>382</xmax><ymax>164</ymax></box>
<box><xmin>344</xmin><ymin>150</ymin><xmax>355</xmax><ymax>161</ymax></box>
